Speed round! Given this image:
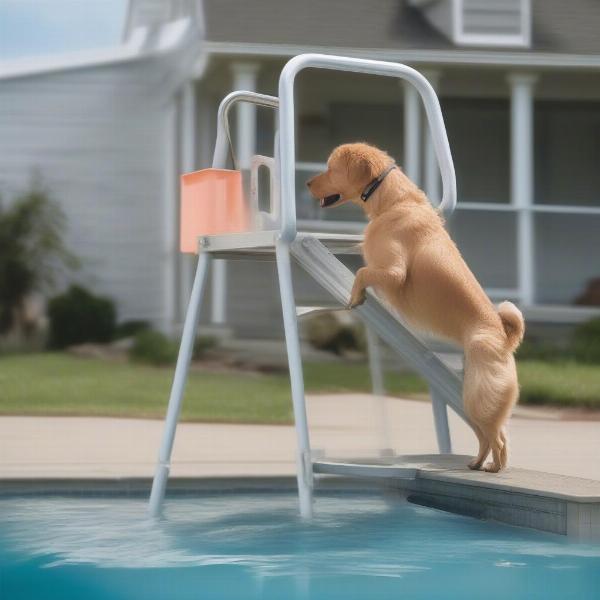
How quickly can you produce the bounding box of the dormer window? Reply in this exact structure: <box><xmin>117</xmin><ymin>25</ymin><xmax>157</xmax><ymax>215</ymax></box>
<box><xmin>410</xmin><ymin>0</ymin><xmax>531</xmax><ymax>48</ymax></box>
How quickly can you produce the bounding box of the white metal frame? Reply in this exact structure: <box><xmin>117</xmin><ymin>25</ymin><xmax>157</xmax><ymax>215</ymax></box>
<box><xmin>149</xmin><ymin>251</ymin><xmax>210</xmax><ymax>515</ymax></box>
<box><xmin>149</xmin><ymin>54</ymin><xmax>459</xmax><ymax>519</ymax></box>
<box><xmin>250</xmin><ymin>155</ymin><xmax>280</xmax><ymax>229</ymax></box>
<box><xmin>278</xmin><ymin>54</ymin><xmax>456</xmax><ymax>243</ymax></box>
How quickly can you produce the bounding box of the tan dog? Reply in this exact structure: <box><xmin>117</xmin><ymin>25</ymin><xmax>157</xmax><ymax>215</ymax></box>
<box><xmin>307</xmin><ymin>142</ymin><xmax>524</xmax><ymax>472</ymax></box>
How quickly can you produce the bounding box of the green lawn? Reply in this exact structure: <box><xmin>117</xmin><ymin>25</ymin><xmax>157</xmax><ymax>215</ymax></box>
<box><xmin>517</xmin><ymin>360</ymin><xmax>600</xmax><ymax>409</ymax></box>
<box><xmin>0</xmin><ymin>353</ymin><xmax>426</xmax><ymax>424</ymax></box>
<box><xmin>0</xmin><ymin>353</ymin><xmax>597</xmax><ymax>424</ymax></box>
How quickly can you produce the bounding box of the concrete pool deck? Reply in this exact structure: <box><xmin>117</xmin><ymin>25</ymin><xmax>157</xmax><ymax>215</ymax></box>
<box><xmin>2</xmin><ymin>393</ymin><xmax>599</xmax><ymax>539</ymax></box>
<box><xmin>1</xmin><ymin>393</ymin><xmax>598</xmax><ymax>481</ymax></box>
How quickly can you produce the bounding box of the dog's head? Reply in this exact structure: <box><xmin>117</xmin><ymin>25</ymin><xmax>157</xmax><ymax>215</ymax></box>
<box><xmin>306</xmin><ymin>142</ymin><xmax>394</xmax><ymax>209</ymax></box>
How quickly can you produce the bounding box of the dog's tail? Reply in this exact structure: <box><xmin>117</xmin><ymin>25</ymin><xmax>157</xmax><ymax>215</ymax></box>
<box><xmin>497</xmin><ymin>301</ymin><xmax>524</xmax><ymax>353</ymax></box>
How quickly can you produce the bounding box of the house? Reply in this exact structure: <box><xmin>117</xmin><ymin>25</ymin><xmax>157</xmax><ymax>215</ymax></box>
<box><xmin>1</xmin><ymin>0</ymin><xmax>599</xmax><ymax>338</ymax></box>
<box><xmin>0</xmin><ymin>1</ymin><xmax>203</xmax><ymax>333</ymax></box>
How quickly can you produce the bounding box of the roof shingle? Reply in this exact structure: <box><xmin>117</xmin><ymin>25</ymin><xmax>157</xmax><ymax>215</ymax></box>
<box><xmin>204</xmin><ymin>0</ymin><xmax>600</xmax><ymax>56</ymax></box>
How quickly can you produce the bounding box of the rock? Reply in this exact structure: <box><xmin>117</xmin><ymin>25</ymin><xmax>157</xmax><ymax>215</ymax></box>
<box><xmin>303</xmin><ymin>311</ymin><xmax>365</xmax><ymax>355</ymax></box>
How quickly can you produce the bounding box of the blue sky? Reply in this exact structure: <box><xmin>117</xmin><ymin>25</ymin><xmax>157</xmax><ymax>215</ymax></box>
<box><xmin>0</xmin><ymin>0</ymin><xmax>127</xmax><ymax>60</ymax></box>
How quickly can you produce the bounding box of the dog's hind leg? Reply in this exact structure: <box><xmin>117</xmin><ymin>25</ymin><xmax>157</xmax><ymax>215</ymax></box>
<box><xmin>463</xmin><ymin>333</ymin><xmax>517</xmax><ymax>474</ymax></box>
<box><xmin>483</xmin><ymin>430</ymin><xmax>505</xmax><ymax>473</ymax></box>
<box><xmin>468</xmin><ymin>425</ymin><xmax>490</xmax><ymax>471</ymax></box>
<box><xmin>499</xmin><ymin>428</ymin><xmax>509</xmax><ymax>470</ymax></box>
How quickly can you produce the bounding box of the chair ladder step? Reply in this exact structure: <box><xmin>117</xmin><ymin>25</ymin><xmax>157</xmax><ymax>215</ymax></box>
<box><xmin>312</xmin><ymin>460</ymin><xmax>417</xmax><ymax>480</ymax></box>
<box><xmin>295</xmin><ymin>304</ymin><xmax>344</xmax><ymax>318</ymax></box>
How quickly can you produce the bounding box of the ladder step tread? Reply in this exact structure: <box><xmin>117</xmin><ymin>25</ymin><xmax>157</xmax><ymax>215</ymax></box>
<box><xmin>296</xmin><ymin>304</ymin><xmax>343</xmax><ymax>317</ymax></box>
<box><xmin>312</xmin><ymin>460</ymin><xmax>418</xmax><ymax>480</ymax></box>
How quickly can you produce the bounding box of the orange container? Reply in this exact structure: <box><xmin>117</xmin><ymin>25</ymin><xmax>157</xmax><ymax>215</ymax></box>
<box><xmin>180</xmin><ymin>168</ymin><xmax>249</xmax><ymax>253</ymax></box>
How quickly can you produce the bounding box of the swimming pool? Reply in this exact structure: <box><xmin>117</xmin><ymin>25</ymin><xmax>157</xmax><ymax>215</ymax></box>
<box><xmin>1</xmin><ymin>491</ymin><xmax>598</xmax><ymax>600</ymax></box>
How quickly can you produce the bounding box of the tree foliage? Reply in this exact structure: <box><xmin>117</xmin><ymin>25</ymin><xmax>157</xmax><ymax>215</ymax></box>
<box><xmin>0</xmin><ymin>180</ymin><xmax>77</xmax><ymax>334</ymax></box>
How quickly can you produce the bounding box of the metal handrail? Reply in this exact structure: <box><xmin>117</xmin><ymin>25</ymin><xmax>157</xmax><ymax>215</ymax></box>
<box><xmin>211</xmin><ymin>56</ymin><xmax>457</xmax><ymax>245</ymax></box>
<box><xmin>279</xmin><ymin>53</ymin><xmax>457</xmax><ymax>242</ymax></box>
<box><xmin>212</xmin><ymin>90</ymin><xmax>279</xmax><ymax>169</ymax></box>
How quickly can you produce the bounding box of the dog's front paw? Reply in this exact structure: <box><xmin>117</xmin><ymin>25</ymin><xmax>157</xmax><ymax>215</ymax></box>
<box><xmin>468</xmin><ymin>458</ymin><xmax>483</xmax><ymax>471</ymax></box>
<box><xmin>347</xmin><ymin>288</ymin><xmax>366</xmax><ymax>309</ymax></box>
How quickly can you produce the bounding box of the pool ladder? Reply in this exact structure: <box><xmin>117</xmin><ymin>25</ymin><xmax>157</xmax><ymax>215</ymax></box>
<box><xmin>149</xmin><ymin>53</ymin><xmax>464</xmax><ymax>519</ymax></box>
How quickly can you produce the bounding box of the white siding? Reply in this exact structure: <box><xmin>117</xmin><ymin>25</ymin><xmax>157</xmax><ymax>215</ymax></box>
<box><xmin>0</xmin><ymin>60</ymin><xmax>175</xmax><ymax>328</ymax></box>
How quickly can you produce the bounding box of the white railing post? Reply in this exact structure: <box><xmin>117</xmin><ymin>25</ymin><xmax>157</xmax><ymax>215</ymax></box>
<box><xmin>149</xmin><ymin>251</ymin><xmax>210</xmax><ymax>517</ymax></box>
<box><xmin>365</xmin><ymin>327</ymin><xmax>393</xmax><ymax>456</ymax></box>
<box><xmin>430</xmin><ymin>386</ymin><xmax>452</xmax><ymax>454</ymax></box>
<box><xmin>509</xmin><ymin>73</ymin><xmax>538</xmax><ymax>307</ymax></box>
<box><xmin>275</xmin><ymin>240</ymin><xmax>313</xmax><ymax>519</ymax></box>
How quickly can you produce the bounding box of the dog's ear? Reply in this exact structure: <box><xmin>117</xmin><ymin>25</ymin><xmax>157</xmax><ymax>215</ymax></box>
<box><xmin>338</xmin><ymin>146</ymin><xmax>377</xmax><ymax>183</ymax></box>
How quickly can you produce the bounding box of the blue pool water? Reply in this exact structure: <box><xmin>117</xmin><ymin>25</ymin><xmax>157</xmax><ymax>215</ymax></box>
<box><xmin>0</xmin><ymin>492</ymin><xmax>598</xmax><ymax>600</ymax></box>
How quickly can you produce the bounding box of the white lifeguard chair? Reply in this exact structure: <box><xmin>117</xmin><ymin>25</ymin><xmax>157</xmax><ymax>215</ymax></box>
<box><xmin>149</xmin><ymin>54</ymin><xmax>464</xmax><ymax>519</ymax></box>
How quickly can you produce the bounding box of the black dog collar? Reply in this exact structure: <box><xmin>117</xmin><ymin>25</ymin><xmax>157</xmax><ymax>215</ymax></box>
<box><xmin>360</xmin><ymin>163</ymin><xmax>397</xmax><ymax>202</ymax></box>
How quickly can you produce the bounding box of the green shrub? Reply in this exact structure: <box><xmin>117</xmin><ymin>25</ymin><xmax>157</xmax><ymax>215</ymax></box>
<box><xmin>114</xmin><ymin>319</ymin><xmax>150</xmax><ymax>340</ymax></box>
<box><xmin>515</xmin><ymin>338</ymin><xmax>564</xmax><ymax>362</ymax></box>
<box><xmin>130</xmin><ymin>331</ymin><xmax>218</xmax><ymax>367</ymax></box>
<box><xmin>571</xmin><ymin>317</ymin><xmax>600</xmax><ymax>364</ymax></box>
<box><xmin>47</xmin><ymin>285</ymin><xmax>116</xmax><ymax>349</ymax></box>
<box><xmin>0</xmin><ymin>179</ymin><xmax>77</xmax><ymax>335</ymax></box>
<box><xmin>130</xmin><ymin>330</ymin><xmax>178</xmax><ymax>366</ymax></box>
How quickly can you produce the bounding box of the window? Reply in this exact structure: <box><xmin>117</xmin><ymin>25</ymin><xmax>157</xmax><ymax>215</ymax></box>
<box><xmin>535</xmin><ymin>101</ymin><xmax>600</xmax><ymax>207</ymax></box>
<box><xmin>535</xmin><ymin>214</ymin><xmax>600</xmax><ymax>304</ymax></box>
<box><xmin>329</xmin><ymin>103</ymin><xmax>404</xmax><ymax>160</ymax></box>
<box><xmin>448</xmin><ymin>211</ymin><xmax>517</xmax><ymax>291</ymax></box>
<box><xmin>443</xmin><ymin>98</ymin><xmax>510</xmax><ymax>203</ymax></box>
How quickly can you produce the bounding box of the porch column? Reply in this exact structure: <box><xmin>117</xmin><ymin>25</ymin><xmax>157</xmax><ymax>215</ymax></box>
<box><xmin>211</xmin><ymin>62</ymin><xmax>260</xmax><ymax>325</ymax></box>
<box><xmin>179</xmin><ymin>80</ymin><xmax>197</xmax><ymax>323</ymax></box>
<box><xmin>508</xmin><ymin>73</ymin><xmax>538</xmax><ymax>307</ymax></box>
<box><xmin>233</xmin><ymin>62</ymin><xmax>260</xmax><ymax>169</ymax></box>
<box><xmin>422</xmin><ymin>70</ymin><xmax>441</xmax><ymax>204</ymax></box>
<box><xmin>163</xmin><ymin>96</ymin><xmax>178</xmax><ymax>334</ymax></box>
<box><xmin>402</xmin><ymin>81</ymin><xmax>421</xmax><ymax>184</ymax></box>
